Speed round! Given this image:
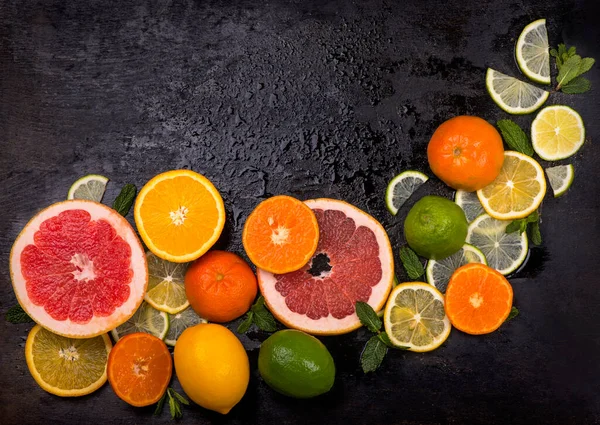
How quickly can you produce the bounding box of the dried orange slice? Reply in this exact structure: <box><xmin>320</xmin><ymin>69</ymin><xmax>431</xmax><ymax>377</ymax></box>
<box><xmin>445</xmin><ymin>263</ymin><xmax>513</xmax><ymax>335</ymax></box>
<box><xmin>134</xmin><ymin>170</ymin><xmax>226</xmax><ymax>263</ymax></box>
<box><xmin>243</xmin><ymin>195</ymin><xmax>319</xmax><ymax>274</ymax></box>
<box><xmin>107</xmin><ymin>332</ymin><xmax>172</xmax><ymax>407</ymax></box>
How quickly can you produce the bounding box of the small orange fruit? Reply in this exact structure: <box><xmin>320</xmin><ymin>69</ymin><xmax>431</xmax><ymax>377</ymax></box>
<box><xmin>185</xmin><ymin>251</ymin><xmax>258</xmax><ymax>322</ymax></box>
<box><xmin>427</xmin><ymin>116</ymin><xmax>504</xmax><ymax>192</ymax></box>
<box><xmin>445</xmin><ymin>263</ymin><xmax>513</xmax><ymax>335</ymax></box>
<box><xmin>107</xmin><ymin>332</ymin><xmax>172</xmax><ymax>407</ymax></box>
<box><xmin>242</xmin><ymin>195</ymin><xmax>319</xmax><ymax>274</ymax></box>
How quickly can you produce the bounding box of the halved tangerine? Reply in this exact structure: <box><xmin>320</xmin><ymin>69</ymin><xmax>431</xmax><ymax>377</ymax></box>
<box><xmin>107</xmin><ymin>332</ymin><xmax>172</xmax><ymax>407</ymax></box>
<box><xmin>242</xmin><ymin>195</ymin><xmax>319</xmax><ymax>274</ymax></box>
<box><xmin>445</xmin><ymin>263</ymin><xmax>513</xmax><ymax>335</ymax></box>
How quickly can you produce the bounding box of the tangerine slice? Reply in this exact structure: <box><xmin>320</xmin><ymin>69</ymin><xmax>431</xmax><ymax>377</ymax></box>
<box><xmin>243</xmin><ymin>195</ymin><xmax>319</xmax><ymax>274</ymax></box>
<box><xmin>107</xmin><ymin>332</ymin><xmax>172</xmax><ymax>407</ymax></box>
<box><xmin>445</xmin><ymin>263</ymin><xmax>513</xmax><ymax>335</ymax></box>
<box><xmin>134</xmin><ymin>170</ymin><xmax>226</xmax><ymax>263</ymax></box>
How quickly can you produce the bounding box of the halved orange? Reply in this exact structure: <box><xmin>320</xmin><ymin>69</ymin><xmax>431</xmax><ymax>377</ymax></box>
<box><xmin>242</xmin><ymin>195</ymin><xmax>319</xmax><ymax>274</ymax></box>
<box><xmin>107</xmin><ymin>332</ymin><xmax>172</xmax><ymax>407</ymax></box>
<box><xmin>134</xmin><ymin>170</ymin><xmax>226</xmax><ymax>263</ymax></box>
<box><xmin>445</xmin><ymin>263</ymin><xmax>513</xmax><ymax>335</ymax></box>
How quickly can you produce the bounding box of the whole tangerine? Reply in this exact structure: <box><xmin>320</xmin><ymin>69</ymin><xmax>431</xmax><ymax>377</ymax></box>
<box><xmin>185</xmin><ymin>250</ymin><xmax>258</xmax><ymax>323</ymax></box>
<box><xmin>427</xmin><ymin>115</ymin><xmax>504</xmax><ymax>192</ymax></box>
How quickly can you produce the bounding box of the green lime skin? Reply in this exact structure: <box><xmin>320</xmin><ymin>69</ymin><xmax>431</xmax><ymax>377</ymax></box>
<box><xmin>404</xmin><ymin>195</ymin><xmax>468</xmax><ymax>260</ymax></box>
<box><xmin>258</xmin><ymin>329</ymin><xmax>335</xmax><ymax>398</ymax></box>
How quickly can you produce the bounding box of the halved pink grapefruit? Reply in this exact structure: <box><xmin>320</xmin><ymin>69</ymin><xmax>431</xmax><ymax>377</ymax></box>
<box><xmin>10</xmin><ymin>200</ymin><xmax>148</xmax><ymax>338</ymax></box>
<box><xmin>258</xmin><ymin>198</ymin><xmax>394</xmax><ymax>335</ymax></box>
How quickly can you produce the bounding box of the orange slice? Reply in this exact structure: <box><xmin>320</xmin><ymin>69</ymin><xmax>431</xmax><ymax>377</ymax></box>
<box><xmin>107</xmin><ymin>332</ymin><xmax>172</xmax><ymax>407</ymax></box>
<box><xmin>134</xmin><ymin>170</ymin><xmax>226</xmax><ymax>263</ymax></box>
<box><xmin>242</xmin><ymin>195</ymin><xmax>319</xmax><ymax>274</ymax></box>
<box><xmin>445</xmin><ymin>263</ymin><xmax>513</xmax><ymax>335</ymax></box>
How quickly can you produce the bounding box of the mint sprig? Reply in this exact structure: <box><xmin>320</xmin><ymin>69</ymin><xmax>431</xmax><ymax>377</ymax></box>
<box><xmin>236</xmin><ymin>296</ymin><xmax>278</xmax><ymax>333</ymax></box>
<box><xmin>550</xmin><ymin>44</ymin><xmax>595</xmax><ymax>93</ymax></box>
<box><xmin>505</xmin><ymin>211</ymin><xmax>541</xmax><ymax>245</ymax></box>
<box><xmin>355</xmin><ymin>301</ymin><xmax>408</xmax><ymax>373</ymax></box>
<box><xmin>154</xmin><ymin>388</ymin><xmax>190</xmax><ymax>419</ymax></box>
<box><xmin>112</xmin><ymin>184</ymin><xmax>137</xmax><ymax>217</ymax></box>
<box><xmin>505</xmin><ymin>306</ymin><xmax>519</xmax><ymax>322</ymax></box>
<box><xmin>496</xmin><ymin>120</ymin><xmax>534</xmax><ymax>156</ymax></box>
<box><xmin>399</xmin><ymin>246</ymin><xmax>424</xmax><ymax>280</ymax></box>
<box><xmin>5</xmin><ymin>304</ymin><xmax>33</xmax><ymax>324</ymax></box>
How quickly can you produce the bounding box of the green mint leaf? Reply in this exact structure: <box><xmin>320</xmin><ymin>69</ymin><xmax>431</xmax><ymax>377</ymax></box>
<box><xmin>112</xmin><ymin>184</ymin><xmax>137</xmax><ymax>217</ymax></box>
<box><xmin>399</xmin><ymin>246</ymin><xmax>424</xmax><ymax>280</ymax></box>
<box><xmin>254</xmin><ymin>295</ymin><xmax>266</xmax><ymax>308</ymax></box>
<box><xmin>355</xmin><ymin>301</ymin><xmax>382</xmax><ymax>333</ymax></box>
<box><xmin>562</xmin><ymin>76</ymin><xmax>591</xmax><ymax>94</ymax></box>
<box><xmin>578</xmin><ymin>57</ymin><xmax>595</xmax><ymax>75</ymax></box>
<box><xmin>528</xmin><ymin>221</ymin><xmax>542</xmax><ymax>246</ymax></box>
<box><xmin>377</xmin><ymin>332</ymin><xmax>394</xmax><ymax>348</ymax></box>
<box><xmin>236</xmin><ymin>312</ymin><xmax>254</xmax><ymax>334</ymax></box>
<box><xmin>153</xmin><ymin>391</ymin><xmax>167</xmax><ymax>416</ymax></box>
<box><xmin>5</xmin><ymin>304</ymin><xmax>33</xmax><ymax>324</ymax></box>
<box><xmin>505</xmin><ymin>306</ymin><xmax>519</xmax><ymax>322</ymax></box>
<box><xmin>526</xmin><ymin>210</ymin><xmax>539</xmax><ymax>223</ymax></box>
<box><xmin>393</xmin><ymin>274</ymin><xmax>399</xmax><ymax>287</ymax></box>
<box><xmin>557</xmin><ymin>55</ymin><xmax>582</xmax><ymax>88</ymax></box>
<box><xmin>253</xmin><ymin>307</ymin><xmax>277</xmax><ymax>332</ymax></box>
<box><xmin>505</xmin><ymin>220</ymin><xmax>524</xmax><ymax>234</ymax></box>
<box><xmin>496</xmin><ymin>120</ymin><xmax>534</xmax><ymax>156</ymax></box>
<box><xmin>558</xmin><ymin>44</ymin><xmax>566</xmax><ymax>57</ymax></box>
<box><xmin>361</xmin><ymin>335</ymin><xmax>388</xmax><ymax>373</ymax></box>
<box><xmin>567</xmin><ymin>46</ymin><xmax>576</xmax><ymax>57</ymax></box>
<box><xmin>167</xmin><ymin>389</ymin><xmax>183</xmax><ymax>419</ymax></box>
<box><xmin>168</xmin><ymin>394</ymin><xmax>177</xmax><ymax>419</ymax></box>
<box><xmin>520</xmin><ymin>220</ymin><xmax>528</xmax><ymax>234</ymax></box>
<box><xmin>171</xmin><ymin>389</ymin><xmax>189</xmax><ymax>406</ymax></box>
<box><xmin>549</xmin><ymin>48</ymin><xmax>558</xmax><ymax>58</ymax></box>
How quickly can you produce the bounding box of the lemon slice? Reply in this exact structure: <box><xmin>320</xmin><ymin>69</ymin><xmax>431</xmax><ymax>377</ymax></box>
<box><xmin>145</xmin><ymin>252</ymin><xmax>189</xmax><ymax>314</ymax></box>
<box><xmin>383</xmin><ymin>282</ymin><xmax>451</xmax><ymax>352</ymax></box>
<box><xmin>454</xmin><ymin>190</ymin><xmax>485</xmax><ymax>222</ymax></box>
<box><xmin>110</xmin><ymin>301</ymin><xmax>169</xmax><ymax>341</ymax></box>
<box><xmin>531</xmin><ymin>105</ymin><xmax>585</xmax><ymax>160</ymax></box>
<box><xmin>385</xmin><ymin>171</ymin><xmax>429</xmax><ymax>215</ymax></box>
<box><xmin>466</xmin><ymin>214</ymin><xmax>528</xmax><ymax>275</ymax></box>
<box><xmin>426</xmin><ymin>244</ymin><xmax>487</xmax><ymax>293</ymax></box>
<box><xmin>545</xmin><ymin>164</ymin><xmax>575</xmax><ymax>197</ymax></box>
<box><xmin>25</xmin><ymin>325</ymin><xmax>112</xmax><ymax>396</ymax></box>
<box><xmin>67</xmin><ymin>174</ymin><xmax>109</xmax><ymax>202</ymax></box>
<box><xmin>516</xmin><ymin>19</ymin><xmax>550</xmax><ymax>84</ymax></box>
<box><xmin>164</xmin><ymin>307</ymin><xmax>208</xmax><ymax>346</ymax></box>
<box><xmin>486</xmin><ymin>68</ymin><xmax>549</xmax><ymax>114</ymax></box>
<box><xmin>477</xmin><ymin>151</ymin><xmax>546</xmax><ymax>220</ymax></box>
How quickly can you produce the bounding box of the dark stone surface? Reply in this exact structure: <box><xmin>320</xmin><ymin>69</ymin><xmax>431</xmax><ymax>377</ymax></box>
<box><xmin>1</xmin><ymin>0</ymin><xmax>599</xmax><ymax>424</ymax></box>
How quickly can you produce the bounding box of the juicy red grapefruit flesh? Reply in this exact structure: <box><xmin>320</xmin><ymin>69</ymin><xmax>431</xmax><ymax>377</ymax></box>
<box><xmin>274</xmin><ymin>208</ymin><xmax>381</xmax><ymax>320</ymax></box>
<box><xmin>20</xmin><ymin>209</ymin><xmax>133</xmax><ymax>324</ymax></box>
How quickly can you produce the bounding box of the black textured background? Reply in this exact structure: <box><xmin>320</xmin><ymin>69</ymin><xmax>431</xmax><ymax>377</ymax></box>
<box><xmin>1</xmin><ymin>1</ymin><xmax>600</xmax><ymax>424</ymax></box>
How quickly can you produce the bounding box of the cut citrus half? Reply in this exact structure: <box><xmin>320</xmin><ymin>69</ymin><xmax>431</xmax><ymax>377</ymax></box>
<box><xmin>486</xmin><ymin>68</ymin><xmax>549</xmax><ymax>114</ymax></box>
<box><xmin>545</xmin><ymin>164</ymin><xmax>575</xmax><ymax>198</ymax></box>
<box><xmin>25</xmin><ymin>324</ymin><xmax>112</xmax><ymax>397</ymax></box>
<box><xmin>445</xmin><ymin>263</ymin><xmax>513</xmax><ymax>335</ymax></box>
<box><xmin>516</xmin><ymin>19</ymin><xmax>550</xmax><ymax>84</ymax></box>
<box><xmin>243</xmin><ymin>195</ymin><xmax>319</xmax><ymax>274</ymax></box>
<box><xmin>164</xmin><ymin>307</ymin><xmax>207</xmax><ymax>347</ymax></box>
<box><xmin>383</xmin><ymin>282</ymin><xmax>451</xmax><ymax>352</ymax></box>
<box><xmin>385</xmin><ymin>170</ymin><xmax>428</xmax><ymax>215</ymax></box>
<box><xmin>145</xmin><ymin>252</ymin><xmax>189</xmax><ymax>314</ymax></box>
<box><xmin>10</xmin><ymin>200</ymin><xmax>148</xmax><ymax>338</ymax></box>
<box><xmin>134</xmin><ymin>170</ymin><xmax>226</xmax><ymax>263</ymax></box>
<box><xmin>107</xmin><ymin>332</ymin><xmax>172</xmax><ymax>407</ymax></box>
<box><xmin>67</xmin><ymin>174</ymin><xmax>109</xmax><ymax>202</ymax></box>
<box><xmin>531</xmin><ymin>105</ymin><xmax>585</xmax><ymax>160</ymax></box>
<box><xmin>466</xmin><ymin>214</ymin><xmax>528</xmax><ymax>275</ymax></box>
<box><xmin>258</xmin><ymin>198</ymin><xmax>394</xmax><ymax>335</ymax></box>
<box><xmin>454</xmin><ymin>190</ymin><xmax>485</xmax><ymax>222</ymax></box>
<box><xmin>426</xmin><ymin>243</ymin><xmax>487</xmax><ymax>293</ymax></box>
<box><xmin>477</xmin><ymin>151</ymin><xmax>546</xmax><ymax>220</ymax></box>
<box><xmin>110</xmin><ymin>301</ymin><xmax>169</xmax><ymax>341</ymax></box>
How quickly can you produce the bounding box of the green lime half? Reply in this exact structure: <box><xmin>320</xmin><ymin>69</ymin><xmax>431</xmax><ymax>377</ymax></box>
<box><xmin>110</xmin><ymin>301</ymin><xmax>169</xmax><ymax>341</ymax></box>
<box><xmin>67</xmin><ymin>174</ymin><xmax>109</xmax><ymax>202</ymax></box>
<box><xmin>486</xmin><ymin>68</ymin><xmax>549</xmax><ymax>114</ymax></box>
<box><xmin>454</xmin><ymin>190</ymin><xmax>485</xmax><ymax>222</ymax></box>
<box><xmin>164</xmin><ymin>307</ymin><xmax>207</xmax><ymax>347</ymax></box>
<box><xmin>466</xmin><ymin>214</ymin><xmax>528</xmax><ymax>275</ymax></box>
<box><xmin>545</xmin><ymin>164</ymin><xmax>574</xmax><ymax>198</ymax></box>
<box><xmin>516</xmin><ymin>19</ymin><xmax>550</xmax><ymax>84</ymax></box>
<box><xmin>426</xmin><ymin>244</ymin><xmax>487</xmax><ymax>293</ymax></box>
<box><xmin>385</xmin><ymin>171</ymin><xmax>429</xmax><ymax>215</ymax></box>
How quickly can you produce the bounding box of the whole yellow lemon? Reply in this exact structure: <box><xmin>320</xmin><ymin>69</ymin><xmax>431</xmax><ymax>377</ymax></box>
<box><xmin>174</xmin><ymin>323</ymin><xmax>249</xmax><ymax>414</ymax></box>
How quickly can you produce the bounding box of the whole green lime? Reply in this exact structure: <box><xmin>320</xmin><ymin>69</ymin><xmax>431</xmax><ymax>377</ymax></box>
<box><xmin>258</xmin><ymin>329</ymin><xmax>335</xmax><ymax>398</ymax></box>
<box><xmin>404</xmin><ymin>195</ymin><xmax>468</xmax><ymax>260</ymax></box>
